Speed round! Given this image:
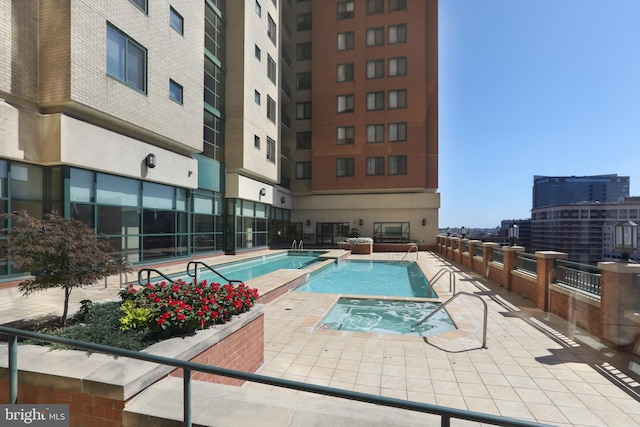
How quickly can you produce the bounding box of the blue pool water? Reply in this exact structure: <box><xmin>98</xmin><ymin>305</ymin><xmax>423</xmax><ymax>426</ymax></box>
<box><xmin>196</xmin><ymin>252</ymin><xmax>321</xmax><ymax>283</ymax></box>
<box><xmin>319</xmin><ymin>298</ymin><xmax>455</xmax><ymax>336</ymax></box>
<box><xmin>295</xmin><ymin>260</ymin><xmax>437</xmax><ymax>298</ymax></box>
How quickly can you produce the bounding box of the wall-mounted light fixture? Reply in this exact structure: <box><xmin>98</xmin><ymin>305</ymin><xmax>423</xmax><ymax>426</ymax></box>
<box><xmin>145</xmin><ymin>153</ymin><xmax>157</xmax><ymax>168</ymax></box>
<box><xmin>259</xmin><ymin>188</ymin><xmax>266</xmax><ymax>197</ymax></box>
<box><xmin>281</xmin><ymin>196</ymin><xmax>286</xmax><ymax>204</ymax></box>
<box><xmin>359</xmin><ymin>219</ymin><xmax>363</xmax><ymax>226</ymax></box>
<box><xmin>422</xmin><ymin>218</ymin><xmax>426</xmax><ymax>226</ymax></box>
<box><xmin>306</xmin><ymin>219</ymin><xmax>310</xmax><ymax>226</ymax></box>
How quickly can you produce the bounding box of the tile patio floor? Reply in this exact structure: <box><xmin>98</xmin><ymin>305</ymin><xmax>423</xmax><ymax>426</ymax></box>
<box><xmin>1</xmin><ymin>250</ymin><xmax>639</xmax><ymax>426</ymax></box>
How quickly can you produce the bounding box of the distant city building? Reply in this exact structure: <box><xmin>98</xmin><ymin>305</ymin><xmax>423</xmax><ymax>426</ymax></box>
<box><xmin>532</xmin><ymin>175</ymin><xmax>629</xmax><ymax>209</ymax></box>
<box><xmin>531</xmin><ymin>199</ymin><xmax>640</xmax><ymax>265</ymax></box>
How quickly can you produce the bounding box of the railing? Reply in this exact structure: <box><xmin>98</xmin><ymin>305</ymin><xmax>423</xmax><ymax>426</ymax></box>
<box><xmin>186</xmin><ymin>261</ymin><xmax>242</xmax><ymax>285</ymax></box>
<box><xmin>401</xmin><ymin>244</ymin><xmax>418</xmax><ymax>261</ymax></box>
<box><xmin>555</xmin><ymin>260</ymin><xmax>601</xmax><ymax>296</ymax></box>
<box><xmin>474</xmin><ymin>244</ymin><xmax>483</xmax><ymax>260</ymax></box>
<box><xmin>0</xmin><ymin>327</ymin><xmax>550</xmax><ymax>427</ymax></box>
<box><xmin>429</xmin><ymin>268</ymin><xmax>456</xmax><ymax>294</ymax></box>
<box><xmin>412</xmin><ymin>292</ymin><xmax>488</xmax><ymax>349</ymax></box>
<box><xmin>491</xmin><ymin>247</ymin><xmax>504</xmax><ymax>264</ymax></box>
<box><xmin>138</xmin><ymin>268</ymin><xmax>177</xmax><ymax>285</ymax></box>
<box><xmin>515</xmin><ymin>252</ymin><xmax>537</xmax><ymax>275</ymax></box>
<box><xmin>462</xmin><ymin>242</ymin><xmax>469</xmax><ymax>253</ymax></box>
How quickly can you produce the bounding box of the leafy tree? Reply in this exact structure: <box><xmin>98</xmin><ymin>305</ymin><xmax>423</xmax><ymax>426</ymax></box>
<box><xmin>2</xmin><ymin>211</ymin><xmax>132</xmax><ymax>325</ymax></box>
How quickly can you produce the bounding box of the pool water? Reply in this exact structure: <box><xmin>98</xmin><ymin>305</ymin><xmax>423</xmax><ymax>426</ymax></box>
<box><xmin>319</xmin><ymin>298</ymin><xmax>455</xmax><ymax>336</ymax></box>
<box><xmin>196</xmin><ymin>252</ymin><xmax>321</xmax><ymax>283</ymax></box>
<box><xmin>295</xmin><ymin>260</ymin><xmax>436</xmax><ymax>298</ymax></box>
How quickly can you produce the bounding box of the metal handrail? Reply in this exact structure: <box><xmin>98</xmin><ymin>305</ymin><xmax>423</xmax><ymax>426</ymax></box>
<box><xmin>429</xmin><ymin>268</ymin><xmax>456</xmax><ymax>294</ymax></box>
<box><xmin>138</xmin><ymin>268</ymin><xmax>176</xmax><ymax>285</ymax></box>
<box><xmin>0</xmin><ymin>326</ymin><xmax>548</xmax><ymax>427</ymax></box>
<box><xmin>291</xmin><ymin>240</ymin><xmax>298</xmax><ymax>250</ymax></box>
<box><xmin>412</xmin><ymin>292</ymin><xmax>488</xmax><ymax>349</ymax></box>
<box><xmin>401</xmin><ymin>244</ymin><xmax>418</xmax><ymax>261</ymax></box>
<box><xmin>186</xmin><ymin>261</ymin><xmax>242</xmax><ymax>285</ymax></box>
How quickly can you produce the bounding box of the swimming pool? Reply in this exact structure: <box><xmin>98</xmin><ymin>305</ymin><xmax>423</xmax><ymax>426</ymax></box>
<box><xmin>319</xmin><ymin>298</ymin><xmax>455</xmax><ymax>336</ymax></box>
<box><xmin>294</xmin><ymin>260</ymin><xmax>437</xmax><ymax>298</ymax></box>
<box><xmin>194</xmin><ymin>251</ymin><xmax>322</xmax><ymax>283</ymax></box>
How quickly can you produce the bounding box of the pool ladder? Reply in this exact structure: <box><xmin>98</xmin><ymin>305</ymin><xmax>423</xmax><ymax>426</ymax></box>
<box><xmin>429</xmin><ymin>268</ymin><xmax>456</xmax><ymax>294</ymax></box>
<box><xmin>412</xmin><ymin>291</ymin><xmax>488</xmax><ymax>349</ymax></box>
<box><xmin>400</xmin><ymin>243</ymin><xmax>419</xmax><ymax>261</ymax></box>
<box><xmin>291</xmin><ymin>240</ymin><xmax>303</xmax><ymax>251</ymax></box>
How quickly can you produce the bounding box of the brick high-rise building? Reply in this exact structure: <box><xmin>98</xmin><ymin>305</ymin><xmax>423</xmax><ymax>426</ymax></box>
<box><xmin>0</xmin><ymin>0</ymin><xmax>438</xmax><ymax>278</ymax></box>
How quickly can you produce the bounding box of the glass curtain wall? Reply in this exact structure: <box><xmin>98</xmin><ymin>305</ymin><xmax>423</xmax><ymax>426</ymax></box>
<box><xmin>227</xmin><ymin>199</ymin><xmax>270</xmax><ymax>251</ymax></box>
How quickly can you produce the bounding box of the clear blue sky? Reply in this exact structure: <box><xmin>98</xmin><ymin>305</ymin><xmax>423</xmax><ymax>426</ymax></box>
<box><xmin>438</xmin><ymin>0</ymin><xmax>640</xmax><ymax>229</ymax></box>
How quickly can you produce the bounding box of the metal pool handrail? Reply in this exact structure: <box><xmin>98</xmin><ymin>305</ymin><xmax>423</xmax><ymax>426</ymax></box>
<box><xmin>401</xmin><ymin>243</ymin><xmax>418</xmax><ymax>261</ymax></box>
<box><xmin>1</xmin><ymin>326</ymin><xmax>549</xmax><ymax>427</ymax></box>
<box><xmin>429</xmin><ymin>268</ymin><xmax>456</xmax><ymax>294</ymax></box>
<box><xmin>186</xmin><ymin>261</ymin><xmax>243</xmax><ymax>284</ymax></box>
<box><xmin>138</xmin><ymin>268</ymin><xmax>176</xmax><ymax>285</ymax></box>
<box><xmin>412</xmin><ymin>292</ymin><xmax>488</xmax><ymax>349</ymax></box>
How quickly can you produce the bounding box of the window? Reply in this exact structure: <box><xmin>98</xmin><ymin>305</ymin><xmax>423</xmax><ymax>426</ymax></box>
<box><xmin>366</xmin><ymin>92</ymin><xmax>384</xmax><ymax>111</ymax></box>
<box><xmin>388</xmin><ymin>24</ymin><xmax>407</xmax><ymax>44</ymax></box>
<box><xmin>388</xmin><ymin>56</ymin><xmax>407</xmax><ymax>77</ymax></box>
<box><xmin>296</xmin><ymin>71</ymin><xmax>311</xmax><ymax>90</ymax></box>
<box><xmin>266</xmin><ymin>137</ymin><xmax>276</xmax><ymax>162</ymax></box>
<box><xmin>130</xmin><ymin>0</ymin><xmax>147</xmax><ymax>13</ymax></box>
<box><xmin>366</xmin><ymin>124</ymin><xmax>384</xmax><ymax>143</ymax></box>
<box><xmin>296</xmin><ymin>42</ymin><xmax>312</xmax><ymax>60</ymax></box>
<box><xmin>169</xmin><ymin>79</ymin><xmax>183</xmax><ymax>104</ymax></box>
<box><xmin>297</xmin><ymin>13</ymin><xmax>312</xmax><ymax>31</ymax></box>
<box><xmin>366</xmin><ymin>27</ymin><xmax>384</xmax><ymax>47</ymax></box>
<box><xmin>367</xmin><ymin>157</ymin><xmax>385</xmax><ymax>176</ymax></box>
<box><xmin>337</xmin><ymin>158</ymin><xmax>354</xmax><ymax>177</ymax></box>
<box><xmin>254</xmin><ymin>135</ymin><xmax>261</xmax><ymax>148</ymax></box>
<box><xmin>267</xmin><ymin>55</ymin><xmax>277</xmax><ymax>84</ymax></box>
<box><xmin>107</xmin><ymin>23</ymin><xmax>147</xmax><ymax>92</ymax></box>
<box><xmin>267</xmin><ymin>96</ymin><xmax>276</xmax><ymax>122</ymax></box>
<box><xmin>267</xmin><ymin>14</ymin><xmax>276</xmax><ymax>45</ymax></box>
<box><xmin>366</xmin><ymin>59</ymin><xmax>384</xmax><ymax>79</ymax></box>
<box><xmin>170</xmin><ymin>7</ymin><xmax>184</xmax><ymax>34</ymax></box>
<box><xmin>366</xmin><ymin>0</ymin><xmax>384</xmax><ymax>15</ymax></box>
<box><xmin>389</xmin><ymin>155</ymin><xmax>407</xmax><ymax>175</ymax></box>
<box><xmin>337</xmin><ymin>63</ymin><xmax>354</xmax><ymax>82</ymax></box>
<box><xmin>388</xmin><ymin>122</ymin><xmax>407</xmax><ymax>142</ymax></box>
<box><xmin>337</xmin><ymin>31</ymin><xmax>354</xmax><ymax>51</ymax></box>
<box><xmin>296</xmin><ymin>131</ymin><xmax>312</xmax><ymax>149</ymax></box>
<box><xmin>296</xmin><ymin>162</ymin><xmax>311</xmax><ymax>179</ymax></box>
<box><xmin>337</xmin><ymin>126</ymin><xmax>354</xmax><ymax>145</ymax></box>
<box><xmin>337</xmin><ymin>1</ymin><xmax>354</xmax><ymax>20</ymax></box>
<box><xmin>296</xmin><ymin>102</ymin><xmax>312</xmax><ymax>119</ymax></box>
<box><xmin>254</xmin><ymin>90</ymin><xmax>261</xmax><ymax>105</ymax></box>
<box><xmin>388</xmin><ymin>0</ymin><xmax>407</xmax><ymax>12</ymax></box>
<box><xmin>337</xmin><ymin>94</ymin><xmax>354</xmax><ymax>113</ymax></box>
<box><xmin>255</xmin><ymin>45</ymin><xmax>261</xmax><ymax>60</ymax></box>
<box><xmin>255</xmin><ymin>1</ymin><xmax>261</xmax><ymax>16</ymax></box>
<box><xmin>388</xmin><ymin>89</ymin><xmax>407</xmax><ymax>109</ymax></box>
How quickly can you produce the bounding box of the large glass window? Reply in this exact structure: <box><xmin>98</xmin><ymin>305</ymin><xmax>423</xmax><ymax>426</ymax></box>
<box><xmin>266</xmin><ymin>137</ymin><xmax>276</xmax><ymax>162</ymax></box>
<box><xmin>337</xmin><ymin>94</ymin><xmax>354</xmax><ymax>113</ymax></box>
<box><xmin>366</xmin><ymin>157</ymin><xmax>385</xmax><ymax>176</ymax></box>
<box><xmin>296</xmin><ymin>102</ymin><xmax>312</xmax><ymax>119</ymax></box>
<box><xmin>170</xmin><ymin>7</ymin><xmax>184</xmax><ymax>34</ymax></box>
<box><xmin>366</xmin><ymin>91</ymin><xmax>384</xmax><ymax>111</ymax></box>
<box><xmin>297</xmin><ymin>13</ymin><xmax>312</xmax><ymax>31</ymax></box>
<box><xmin>366</xmin><ymin>124</ymin><xmax>384</xmax><ymax>143</ymax></box>
<box><xmin>296</xmin><ymin>131</ymin><xmax>312</xmax><ymax>149</ymax></box>
<box><xmin>337</xmin><ymin>63</ymin><xmax>354</xmax><ymax>82</ymax></box>
<box><xmin>388</xmin><ymin>56</ymin><xmax>407</xmax><ymax>77</ymax></box>
<box><xmin>366</xmin><ymin>59</ymin><xmax>384</xmax><ymax>79</ymax></box>
<box><xmin>267</xmin><ymin>14</ymin><xmax>277</xmax><ymax>45</ymax></box>
<box><xmin>337</xmin><ymin>126</ymin><xmax>354</xmax><ymax>145</ymax></box>
<box><xmin>296</xmin><ymin>42</ymin><xmax>312</xmax><ymax>60</ymax></box>
<box><xmin>169</xmin><ymin>79</ymin><xmax>183</xmax><ymax>104</ymax></box>
<box><xmin>106</xmin><ymin>23</ymin><xmax>147</xmax><ymax>92</ymax></box>
<box><xmin>389</xmin><ymin>155</ymin><xmax>407</xmax><ymax>175</ymax></box>
<box><xmin>337</xmin><ymin>32</ymin><xmax>354</xmax><ymax>51</ymax></box>
<box><xmin>388</xmin><ymin>0</ymin><xmax>407</xmax><ymax>12</ymax></box>
<box><xmin>388</xmin><ymin>89</ymin><xmax>407</xmax><ymax>109</ymax></box>
<box><xmin>337</xmin><ymin>1</ymin><xmax>354</xmax><ymax>20</ymax></box>
<box><xmin>366</xmin><ymin>27</ymin><xmax>384</xmax><ymax>47</ymax></box>
<box><xmin>267</xmin><ymin>55</ymin><xmax>277</xmax><ymax>84</ymax></box>
<box><xmin>337</xmin><ymin>158</ymin><xmax>354</xmax><ymax>177</ymax></box>
<box><xmin>366</xmin><ymin>0</ymin><xmax>384</xmax><ymax>15</ymax></box>
<box><xmin>296</xmin><ymin>71</ymin><xmax>312</xmax><ymax>90</ymax></box>
<box><xmin>388</xmin><ymin>24</ymin><xmax>407</xmax><ymax>44</ymax></box>
<box><xmin>296</xmin><ymin>162</ymin><xmax>312</xmax><ymax>179</ymax></box>
<box><xmin>388</xmin><ymin>122</ymin><xmax>407</xmax><ymax>142</ymax></box>
<box><xmin>267</xmin><ymin>96</ymin><xmax>276</xmax><ymax>122</ymax></box>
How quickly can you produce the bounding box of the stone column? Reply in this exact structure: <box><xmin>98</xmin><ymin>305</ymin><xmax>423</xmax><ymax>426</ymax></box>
<box><xmin>535</xmin><ymin>251</ymin><xmax>568</xmax><ymax>312</ymax></box>
<box><xmin>502</xmin><ymin>246</ymin><xmax>525</xmax><ymax>291</ymax></box>
<box><xmin>482</xmin><ymin>243</ymin><xmax>499</xmax><ymax>279</ymax></box>
<box><xmin>598</xmin><ymin>262</ymin><xmax>640</xmax><ymax>349</ymax></box>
